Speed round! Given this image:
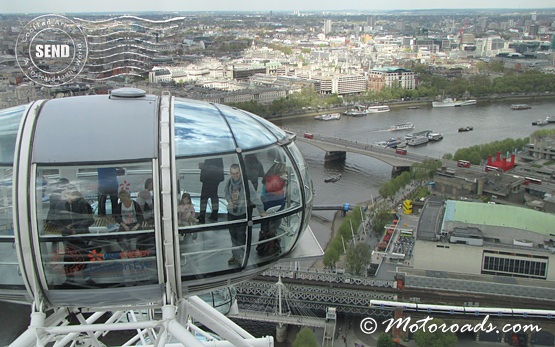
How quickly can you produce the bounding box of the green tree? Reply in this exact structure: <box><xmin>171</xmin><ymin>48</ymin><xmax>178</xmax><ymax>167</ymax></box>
<box><xmin>413</xmin><ymin>319</ymin><xmax>457</xmax><ymax>347</ymax></box>
<box><xmin>323</xmin><ymin>248</ymin><xmax>340</xmax><ymax>269</ymax></box>
<box><xmin>372</xmin><ymin>208</ymin><xmax>392</xmax><ymax>234</ymax></box>
<box><xmin>293</xmin><ymin>327</ymin><xmax>318</xmax><ymax>347</ymax></box>
<box><xmin>377</xmin><ymin>333</ymin><xmax>396</xmax><ymax>347</ymax></box>
<box><xmin>345</xmin><ymin>242</ymin><xmax>372</xmax><ymax>275</ymax></box>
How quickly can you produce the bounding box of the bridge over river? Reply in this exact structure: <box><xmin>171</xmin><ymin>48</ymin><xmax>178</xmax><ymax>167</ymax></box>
<box><xmin>288</xmin><ymin>129</ymin><xmax>438</xmax><ymax>174</ymax></box>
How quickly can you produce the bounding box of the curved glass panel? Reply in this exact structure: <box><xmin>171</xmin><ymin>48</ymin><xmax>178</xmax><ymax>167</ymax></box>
<box><xmin>37</xmin><ymin>162</ymin><xmax>158</xmax><ymax>291</ymax></box>
<box><xmin>177</xmin><ymin>154</ymin><xmax>256</xmax><ymax>277</ymax></box>
<box><xmin>248</xmin><ymin>210</ymin><xmax>302</xmax><ymax>268</ymax></box>
<box><xmin>175</xmin><ymin>154</ymin><xmax>238</xmax><ymax>226</ymax></box>
<box><xmin>287</xmin><ymin>144</ymin><xmax>313</xmax><ymax>236</ymax></box>
<box><xmin>174</xmin><ymin>98</ymin><xmax>236</xmax><ymax>156</ymax></box>
<box><xmin>0</xmin><ymin>104</ymin><xmax>27</xmax><ymax>164</ymax></box>
<box><xmin>240</xmin><ymin>110</ymin><xmax>288</xmax><ymax>143</ymax></box>
<box><xmin>197</xmin><ymin>287</ymin><xmax>236</xmax><ymax>315</ymax></box>
<box><xmin>0</xmin><ymin>104</ymin><xmax>27</xmax><ymax>289</ymax></box>
<box><xmin>243</xmin><ymin>146</ymin><xmax>303</xmax><ymax>267</ymax></box>
<box><xmin>214</xmin><ymin>105</ymin><xmax>278</xmax><ymax>150</ymax></box>
<box><xmin>0</xmin><ymin>165</ymin><xmax>24</xmax><ymax>288</ymax></box>
<box><xmin>180</xmin><ymin>224</ymin><xmax>247</xmax><ymax>277</ymax></box>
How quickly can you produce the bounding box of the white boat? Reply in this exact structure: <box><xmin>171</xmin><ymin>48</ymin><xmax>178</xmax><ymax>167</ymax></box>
<box><xmin>532</xmin><ymin>119</ymin><xmax>548</xmax><ymax>126</ymax></box>
<box><xmin>406</xmin><ymin>130</ymin><xmax>432</xmax><ymax>140</ymax></box>
<box><xmin>366</xmin><ymin>105</ymin><xmax>390</xmax><ymax>113</ymax></box>
<box><xmin>432</xmin><ymin>98</ymin><xmax>477</xmax><ymax>108</ymax></box>
<box><xmin>314</xmin><ymin>113</ymin><xmax>341</xmax><ymax>121</ymax></box>
<box><xmin>427</xmin><ymin>132</ymin><xmax>443</xmax><ymax>141</ymax></box>
<box><xmin>344</xmin><ymin>109</ymin><xmax>367</xmax><ymax>116</ymax></box>
<box><xmin>389</xmin><ymin>123</ymin><xmax>414</xmax><ymax>131</ymax></box>
<box><xmin>407</xmin><ymin>135</ymin><xmax>429</xmax><ymax>146</ymax></box>
<box><xmin>510</xmin><ymin>104</ymin><xmax>531</xmax><ymax>110</ymax></box>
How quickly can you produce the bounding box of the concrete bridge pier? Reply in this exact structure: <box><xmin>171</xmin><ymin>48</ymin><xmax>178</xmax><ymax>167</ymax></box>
<box><xmin>391</xmin><ymin>165</ymin><xmax>411</xmax><ymax>178</ymax></box>
<box><xmin>325</xmin><ymin>151</ymin><xmax>346</xmax><ymax>162</ymax></box>
<box><xmin>276</xmin><ymin>323</ymin><xmax>287</xmax><ymax>343</ymax></box>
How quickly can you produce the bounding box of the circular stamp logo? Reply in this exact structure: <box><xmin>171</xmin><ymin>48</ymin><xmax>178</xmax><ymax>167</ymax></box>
<box><xmin>15</xmin><ymin>14</ymin><xmax>88</xmax><ymax>87</ymax></box>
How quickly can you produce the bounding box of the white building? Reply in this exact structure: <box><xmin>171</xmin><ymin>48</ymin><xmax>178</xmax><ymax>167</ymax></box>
<box><xmin>368</xmin><ymin>67</ymin><xmax>415</xmax><ymax>91</ymax></box>
<box><xmin>316</xmin><ymin>74</ymin><xmax>367</xmax><ymax>95</ymax></box>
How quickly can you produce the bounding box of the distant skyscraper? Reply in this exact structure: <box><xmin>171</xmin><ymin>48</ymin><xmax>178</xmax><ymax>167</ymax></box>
<box><xmin>478</xmin><ymin>17</ymin><xmax>487</xmax><ymax>31</ymax></box>
<box><xmin>324</xmin><ymin>19</ymin><xmax>332</xmax><ymax>34</ymax></box>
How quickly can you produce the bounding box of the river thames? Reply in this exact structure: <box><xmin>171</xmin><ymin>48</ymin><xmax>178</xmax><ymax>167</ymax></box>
<box><xmin>2</xmin><ymin>98</ymin><xmax>555</xmax><ymax>345</ymax></box>
<box><xmin>277</xmin><ymin>98</ymin><xmax>555</xmax><ymax>202</ymax></box>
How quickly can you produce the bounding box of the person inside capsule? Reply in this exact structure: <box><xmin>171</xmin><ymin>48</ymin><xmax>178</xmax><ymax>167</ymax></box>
<box><xmin>225</xmin><ymin>163</ymin><xmax>266</xmax><ymax>266</ymax></box>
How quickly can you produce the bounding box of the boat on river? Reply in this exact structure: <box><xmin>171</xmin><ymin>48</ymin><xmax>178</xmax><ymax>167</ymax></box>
<box><xmin>389</xmin><ymin>123</ymin><xmax>414</xmax><ymax>131</ymax></box>
<box><xmin>510</xmin><ymin>104</ymin><xmax>531</xmax><ymax>110</ymax></box>
<box><xmin>427</xmin><ymin>132</ymin><xmax>444</xmax><ymax>141</ymax></box>
<box><xmin>344</xmin><ymin>109</ymin><xmax>367</xmax><ymax>116</ymax></box>
<box><xmin>433</xmin><ymin>98</ymin><xmax>477</xmax><ymax>108</ymax></box>
<box><xmin>344</xmin><ymin>104</ymin><xmax>367</xmax><ymax>116</ymax></box>
<box><xmin>366</xmin><ymin>105</ymin><xmax>390</xmax><ymax>113</ymax></box>
<box><xmin>405</xmin><ymin>130</ymin><xmax>432</xmax><ymax>140</ymax></box>
<box><xmin>407</xmin><ymin>135</ymin><xmax>429</xmax><ymax>146</ymax></box>
<box><xmin>458</xmin><ymin>126</ymin><xmax>473</xmax><ymax>132</ymax></box>
<box><xmin>324</xmin><ymin>174</ymin><xmax>342</xmax><ymax>183</ymax></box>
<box><xmin>314</xmin><ymin>113</ymin><xmax>341</xmax><ymax>121</ymax></box>
<box><xmin>532</xmin><ymin>119</ymin><xmax>548</xmax><ymax>126</ymax></box>
<box><xmin>385</xmin><ymin>137</ymin><xmax>404</xmax><ymax>148</ymax></box>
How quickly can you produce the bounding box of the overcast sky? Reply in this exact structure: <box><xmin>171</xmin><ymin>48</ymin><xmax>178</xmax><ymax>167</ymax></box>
<box><xmin>2</xmin><ymin>0</ymin><xmax>553</xmax><ymax>14</ymax></box>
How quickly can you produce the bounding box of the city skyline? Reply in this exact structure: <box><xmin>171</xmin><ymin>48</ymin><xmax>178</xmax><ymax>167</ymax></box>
<box><xmin>2</xmin><ymin>0</ymin><xmax>554</xmax><ymax>14</ymax></box>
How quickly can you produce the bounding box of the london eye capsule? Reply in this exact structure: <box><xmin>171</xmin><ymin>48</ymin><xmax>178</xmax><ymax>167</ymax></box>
<box><xmin>0</xmin><ymin>88</ymin><xmax>319</xmax><ymax>309</ymax></box>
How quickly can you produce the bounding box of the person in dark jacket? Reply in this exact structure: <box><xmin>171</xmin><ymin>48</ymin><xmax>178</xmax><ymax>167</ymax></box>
<box><xmin>244</xmin><ymin>153</ymin><xmax>265</xmax><ymax>191</ymax></box>
<box><xmin>97</xmin><ymin>167</ymin><xmax>120</xmax><ymax>216</ymax></box>
<box><xmin>46</xmin><ymin>178</ymin><xmax>70</xmax><ymax>226</ymax></box>
<box><xmin>54</xmin><ymin>188</ymin><xmax>94</xmax><ymax>235</ymax></box>
<box><xmin>198</xmin><ymin>157</ymin><xmax>224</xmax><ymax>223</ymax></box>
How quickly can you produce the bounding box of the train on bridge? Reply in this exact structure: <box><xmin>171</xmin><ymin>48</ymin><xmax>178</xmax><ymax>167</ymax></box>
<box><xmin>370</xmin><ymin>300</ymin><xmax>555</xmax><ymax>319</ymax></box>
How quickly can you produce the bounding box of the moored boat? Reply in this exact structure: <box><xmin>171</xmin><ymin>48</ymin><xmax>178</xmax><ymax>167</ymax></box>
<box><xmin>314</xmin><ymin>113</ymin><xmax>341</xmax><ymax>121</ymax></box>
<box><xmin>405</xmin><ymin>130</ymin><xmax>431</xmax><ymax>140</ymax></box>
<box><xmin>344</xmin><ymin>104</ymin><xmax>367</xmax><ymax>116</ymax></box>
<box><xmin>406</xmin><ymin>106</ymin><xmax>422</xmax><ymax>110</ymax></box>
<box><xmin>385</xmin><ymin>137</ymin><xmax>404</xmax><ymax>148</ymax></box>
<box><xmin>510</xmin><ymin>104</ymin><xmax>531</xmax><ymax>110</ymax></box>
<box><xmin>427</xmin><ymin>132</ymin><xmax>443</xmax><ymax>141</ymax></box>
<box><xmin>344</xmin><ymin>109</ymin><xmax>367</xmax><ymax>116</ymax></box>
<box><xmin>433</xmin><ymin>98</ymin><xmax>477</xmax><ymax>108</ymax></box>
<box><xmin>407</xmin><ymin>135</ymin><xmax>429</xmax><ymax>146</ymax></box>
<box><xmin>389</xmin><ymin>123</ymin><xmax>414</xmax><ymax>131</ymax></box>
<box><xmin>366</xmin><ymin>105</ymin><xmax>390</xmax><ymax>113</ymax></box>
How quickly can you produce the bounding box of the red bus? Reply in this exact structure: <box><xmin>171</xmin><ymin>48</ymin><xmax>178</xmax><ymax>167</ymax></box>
<box><xmin>303</xmin><ymin>132</ymin><xmax>313</xmax><ymax>139</ymax></box>
<box><xmin>485</xmin><ymin>165</ymin><xmax>502</xmax><ymax>172</ymax></box>
<box><xmin>457</xmin><ymin>160</ymin><xmax>471</xmax><ymax>168</ymax></box>
<box><xmin>396</xmin><ymin>148</ymin><xmax>407</xmax><ymax>155</ymax></box>
<box><xmin>525</xmin><ymin>177</ymin><xmax>542</xmax><ymax>185</ymax></box>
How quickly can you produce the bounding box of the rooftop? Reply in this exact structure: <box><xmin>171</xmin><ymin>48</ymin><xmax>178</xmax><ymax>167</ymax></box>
<box><xmin>444</xmin><ymin>200</ymin><xmax>555</xmax><ymax>237</ymax></box>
